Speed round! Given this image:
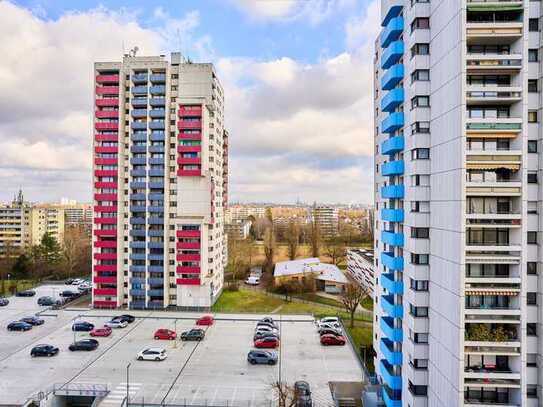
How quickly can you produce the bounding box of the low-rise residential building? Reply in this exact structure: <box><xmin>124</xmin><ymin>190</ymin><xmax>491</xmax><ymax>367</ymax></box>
<box><xmin>346</xmin><ymin>249</ymin><xmax>374</xmax><ymax>296</ymax></box>
<box><xmin>225</xmin><ymin>219</ymin><xmax>251</xmax><ymax>240</ymax></box>
<box><xmin>273</xmin><ymin>258</ymin><xmax>348</xmax><ymax>294</ymax></box>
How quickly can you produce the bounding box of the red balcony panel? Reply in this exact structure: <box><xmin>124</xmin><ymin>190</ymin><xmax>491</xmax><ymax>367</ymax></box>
<box><xmin>176</xmin><ymin>254</ymin><xmax>201</xmax><ymax>262</ymax></box>
<box><xmin>95</xmin><ymin>133</ymin><xmax>119</xmax><ymax>142</ymax></box>
<box><xmin>94</xmin><ymin>181</ymin><xmax>117</xmax><ymax>189</ymax></box>
<box><xmin>95</xmin><ymin>110</ymin><xmax>119</xmax><ymax>119</ymax></box>
<box><xmin>176</xmin><ymin>266</ymin><xmax>201</xmax><ymax>274</ymax></box>
<box><xmin>176</xmin><ymin>230</ymin><xmax>201</xmax><ymax>238</ymax></box>
<box><xmin>96</xmin><ymin>98</ymin><xmax>119</xmax><ymax>107</ymax></box>
<box><xmin>96</xmin><ymin>86</ymin><xmax>119</xmax><ymax>95</ymax></box>
<box><xmin>95</xmin><ymin>170</ymin><xmax>117</xmax><ymax>177</ymax></box>
<box><xmin>177</xmin><ymin>169</ymin><xmax>201</xmax><ymax>177</ymax></box>
<box><xmin>94</xmin><ymin>229</ymin><xmax>117</xmax><ymax>237</ymax></box>
<box><xmin>177</xmin><ymin>146</ymin><xmax>201</xmax><ymax>154</ymax></box>
<box><xmin>96</xmin><ymin>74</ymin><xmax>119</xmax><ymax>84</ymax></box>
<box><xmin>95</xmin><ymin>158</ymin><xmax>118</xmax><ymax>166</ymax></box>
<box><xmin>177</xmin><ymin>120</ymin><xmax>201</xmax><ymax>130</ymax></box>
<box><xmin>95</xmin><ymin>122</ymin><xmax>119</xmax><ymax>131</ymax></box>
<box><xmin>94</xmin><ymin>265</ymin><xmax>117</xmax><ymax>272</ymax></box>
<box><xmin>94</xmin><ymin>193</ymin><xmax>117</xmax><ymax>201</ymax></box>
<box><xmin>93</xmin><ymin>276</ymin><xmax>117</xmax><ymax>284</ymax></box>
<box><xmin>94</xmin><ymin>240</ymin><xmax>117</xmax><ymax>248</ymax></box>
<box><xmin>178</xmin><ymin>106</ymin><xmax>202</xmax><ymax>116</ymax></box>
<box><xmin>94</xmin><ymin>217</ymin><xmax>117</xmax><ymax>225</ymax></box>
<box><xmin>93</xmin><ymin>300</ymin><xmax>117</xmax><ymax>309</ymax></box>
<box><xmin>94</xmin><ymin>253</ymin><xmax>117</xmax><ymax>260</ymax></box>
<box><xmin>176</xmin><ymin>242</ymin><xmax>200</xmax><ymax>250</ymax></box>
<box><xmin>176</xmin><ymin>278</ymin><xmax>200</xmax><ymax>286</ymax></box>
<box><xmin>95</xmin><ymin>146</ymin><xmax>118</xmax><ymax>154</ymax></box>
<box><xmin>177</xmin><ymin>157</ymin><xmax>201</xmax><ymax>165</ymax></box>
<box><xmin>94</xmin><ymin>205</ymin><xmax>118</xmax><ymax>212</ymax></box>
<box><xmin>94</xmin><ymin>288</ymin><xmax>117</xmax><ymax>296</ymax></box>
<box><xmin>178</xmin><ymin>133</ymin><xmax>202</xmax><ymax>141</ymax></box>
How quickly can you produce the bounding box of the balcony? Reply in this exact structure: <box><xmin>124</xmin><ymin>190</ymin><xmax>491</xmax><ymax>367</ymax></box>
<box><xmin>466</xmin><ymin>88</ymin><xmax>522</xmax><ymax>104</ymax></box>
<box><xmin>94</xmin><ymin>205</ymin><xmax>117</xmax><ymax>212</ymax></box>
<box><xmin>381</xmin><ymin>295</ymin><xmax>403</xmax><ymax>318</ymax></box>
<box><xmin>149</xmin><ymin>85</ymin><xmax>166</xmax><ymax>95</ymax></box>
<box><xmin>381</xmin><ymin>208</ymin><xmax>404</xmax><ymax>223</ymax></box>
<box><xmin>148</xmin><ymin>265</ymin><xmax>164</xmax><ymax>272</ymax></box>
<box><xmin>381</xmin><ymin>64</ymin><xmax>404</xmax><ymax>91</ymax></box>
<box><xmin>95</xmin><ymin>122</ymin><xmax>118</xmax><ymax>131</ymax></box>
<box><xmin>150</xmin><ymin>132</ymin><xmax>165</xmax><ymax>142</ymax></box>
<box><xmin>381</xmin><ymin>251</ymin><xmax>404</xmax><ymax>271</ymax></box>
<box><xmin>94</xmin><ymin>276</ymin><xmax>117</xmax><ymax>284</ymax></box>
<box><xmin>466</xmin><ymin>22</ymin><xmax>523</xmax><ymax>39</ymax></box>
<box><xmin>94</xmin><ymin>288</ymin><xmax>117</xmax><ymax>296</ymax></box>
<box><xmin>176</xmin><ymin>278</ymin><xmax>200</xmax><ymax>285</ymax></box>
<box><xmin>380</xmin><ymin>338</ymin><xmax>402</xmax><ymax>366</ymax></box>
<box><xmin>179</xmin><ymin>106</ymin><xmax>202</xmax><ymax>116</ymax></box>
<box><xmin>96</xmin><ymin>86</ymin><xmax>119</xmax><ymax>95</ymax></box>
<box><xmin>380</xmin><ymin>317</ymin><xmax>403</xmax><ymax>342</ymax></box>
<box><xmin>178</xmin><ymin>145</ymin><xmax>202</xmax><ymax>154</ymax></box>
<box><xmin>466</xmin><ymin>54</ymin><xmax>522</xmax><ymax>72</ymax></box>
<box><xmin>382</xmin><ymin>389</ymin><xmax>402</xmax><ymax>407</ymax></box>
<box><xmin>176</xmin><ymin>266</ymin><xmax>201</xmax><ymax>274</ymax></box>
<box><xmin>176</xmin><ymin>254</ymin><xmax>201</xmax><ymax>262</ymax></box>
<box><xmin>94</xmin><ymin>158</ymin><xmax>117</xmax><ymax>166</ymax></box>
<box><xmin>93</xmin><ymin>300</ymin><xmax>117</xmax><ymax>309</ymax></box>
<box><xmin>129</xmin><ymin>277</ymin><xmax>145</xmax><ymax>285</ymax></box>
<box><xmin>381</xmin><ymin>88</ymin><xmax>404</xmax><ymax>113</ymax></box>
<box><xmin>149</xmin><ymin>157</ymin><xmax>165</xmax><ymax>165</ymax></box>
<box><xmin>94</xmin><ymin>229</ymin><xmax>117</xmax><ymax>237</ymax></box>
<box><xmin>381</xmin><ymin>230</ymin><xmax>404</xmax><ymax>247</ymax></box>
<box><xmin>131</xmin><ymin>122</ymin><xmax>147</xmax><ymax>130</ymax></box>
<box><xmin>131</xmin><ymin>98</ymin><xmax>148</xmax><ymax>107</ymax></box>
<box><xmin>130</xmin><ymin>289</ymin><xmax>146</xmax><ymax>296</ymax></box>
<box><xmin>381</xmin><ymin>4</ymin><xmax>402</xmax><ymax>27</ymax></box>
<box><xmin>381</xmin><ymin>41</ymin><xmax>404</xmax><ymax>70</ymax></box>
<box><xmin>178</xmin><ymin>169</ymin><xmax>202</xmax><ymax>177</ymax></box>
<box><xmin>96</xmin><ymin>74</ymin><xmax>119</xmax><ymax>84</ymax></box>
<box><xmin>94</xmin><ymin>217</ymin><xmax>117</xmax><ymax>225</ymax></box>
<box><xmin>129</xmin><ymin>242</ymin><xmax>146</xmax><ymax>249</ymax></box>
<box><xmin>178</xmin><ymin>132</ymin><xmax>201</xmax><ymax>141</ymax></box>
<box><xmin>94</xmin><ymin>265</ymin><xmax>116</xmax><ymax>273</ymax></box>
<box><xmin>132</xmin><ymin>86</ymin><xmax>148</xmax><ymax>95</ymax></box>
<box><xmin>149</xmin><ymin>121</ymin><xmax>165</xmax><ymax>130</ymax></box>
<box><xmin>177</xmin><ymin>120</ymin><xmax>202</xmax><ymax>130</ymax></box>
<box><xmin>149</xmin><ymin>181</ymin><xmax>164</xmax><ymax>189</ymax></box>
<box><xmin>96</xmin><ymin>98</ymin><xmax>119</xmax><ymax>107</ymax></box>
<box><xmin>95</xmin><ymin>146</ymin><xmax>118</xmax><ymax>154</ymax></box>
<box><xmin>177</xmin><ymin>230</ymin><xmax>201</xmax><ymax>239</ymax></box>
<box><xmin>147</xmin><ymin>289</ymin><xmax>164</xmax><ymax>297</ymax></box>
<box><xmin>95</xmin><ymin>133</ymin><xmax>118</xmax><ymax>142</ymax></box>
<box><xmin>176</xmin><ymin>242</ymin><xmax>200</xmax><ymax>250</ymax></box>
<box><xmin>95</xmin><ymin>110</ymin><xmax>119</xmax><ymax>119</ymax></box>
<box><xmin>150</xmin><ymin>73</ymin><xmax>166</xmax><ymax>83</ymax></box>
<box><xmin>94</xmin><ymin>240</ymin><xmax>117</xmax><ymax>248</ymax></box>
<box><xmin>148</xmin><ymin>216</ymin><xmax>164</xmax><ymax>224</ymax></box>
<box><xmin>149</xmin><ymin>97</ymin><xmax>166</xmax><ymax>106</ymax></box>
<box><xmin>381</xmin><ymin>112</ymin><xmax>404</xmax><ymax>134</ymax></box>
<box><xmin>381</xmin><ymin>184</ymin><xmax>404</xmax><ymax>199</ymax></box>
<box><xmin>177</xmin><ymin>157</ymin><xmax>201</xmax><ymax>165</ymax></box>
<box><xmin>466</xmin><ymin>150</ymin><xmax>521</xmax><ymax>172</ymax></box>
<box><xmin>379</xmin><ymin>360</ymin><xmax>402</xmax><ymax>390</ymax></box>
<box><xmin>381</xmin><ymin>160</ymin><xmax>404</xmax><ymax>177</ymax></box>
<box><xmin>149</xmin><ymin>146</ymin><xmax>164</xmax><ymax>154</ymax></box>
<box><xmin>148</xmin><ymin>278</ymin><xmax>164</xmax><ymax>285</ymax></box>
<box><xmin>150</xmin><ymin>109</ymin><xmax>165</xmax><ymax>118</ymax></box>
<box><xmin>132</xmin><ymin>74</ymin><xmax>148</xmax><ymax>83</ymax></box>
<box><xmin>381</xmin><ymin>135</ymin><xmax>404</xmax><ymax>155</ymax></box>
<box><xmin>148</xmin><ymin>206</ymin><xmax>164</xmax><ymax>213</ymax></box>
<box><xmin>381</xmin><ymin>273</ymin><xmax>404</xmax><ymax>295</ymax></box>
<box><xmin>381</xmin><ymin>16</ymin><xmax>404</xmax><ymax>48</ymax></box>
<box><xmin>131</xmin><ymin>109</ymin><xmax>147</xmax><ymax>118</ymax></box>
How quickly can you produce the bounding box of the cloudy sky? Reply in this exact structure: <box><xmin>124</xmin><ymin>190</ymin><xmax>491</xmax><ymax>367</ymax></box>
<box><xmin>0</xmin><ymin>0</ymin><xmax>379</xmax><ymax>205</ymax></box>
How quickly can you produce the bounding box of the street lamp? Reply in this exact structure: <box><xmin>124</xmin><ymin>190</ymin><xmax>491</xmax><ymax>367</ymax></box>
<box><xmin>173</xmin><ymin>319</ymin><xmax>178</xmax><ymax>349</ymax></box>
<box><xmin>126</xmin><ymin>362</ymin><xmax>131</xmax><ymax>405</ymax></box>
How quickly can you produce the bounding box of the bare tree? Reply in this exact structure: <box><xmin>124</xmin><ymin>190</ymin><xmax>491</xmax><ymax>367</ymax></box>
<box><xmin>324</xmin><ymin>239</ymin><xmax>347</xmax><ymax>266</ymax></box>
<box><xmin>340</xmin><ymin>283</ymin><xmax>368</xmax><ymax>328</ymax></box>
<box><xmin>227</xmin><ymin>236</ymin><xmax>244</xmax><ymax>282</ymax></box>
<box><xmin>285</xmin><ymin>220</ymin><xmax>300</xmax><ymax>260</ymax></box>
<box><xmin>270</xmin><ymin>381</ymin><xmax>298</xmax><ymax>407</ymax></box>
<box><xmin>309</xmin><ymin>219</ymin><xmax>321</xmax><ymax>258</ymax></box>
<box><xmin>62</xmin><ymin>225</ymin><xmax>89</xmax><ymax>278</ymax></box>
<box><xmin>263</xmin><ymin>227</ymin><xmax>275</xmax><ymax>274</ymax></box>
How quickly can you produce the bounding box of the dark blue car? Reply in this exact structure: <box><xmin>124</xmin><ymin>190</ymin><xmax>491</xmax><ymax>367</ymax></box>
<box><xmin>7</xmin><ymin>321</ymin><xmax>32</xmax><ymax>331</ymax></box>
<box><xmin>20</xmin><ymin>316</ymin><xmax>45</xmax><ymax>326</ymax></box>
<box><xmin>72</xmin><ymin>321</ymin><xmax>95</xmax><ymax>332</ymax></box>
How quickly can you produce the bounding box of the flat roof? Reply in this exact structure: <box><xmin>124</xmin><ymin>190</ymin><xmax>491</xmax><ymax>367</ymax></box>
<box><xmin>274</xmin><ymin>258</ymin><xmax>348</xmax><ymax>284</ymax></box>
<box><xmin>348</xmin><ymin>249</ymin><xmax>375</xmax><ymax>263</ymax></box>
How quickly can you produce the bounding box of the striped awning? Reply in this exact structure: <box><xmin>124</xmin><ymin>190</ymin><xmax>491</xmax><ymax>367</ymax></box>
<box><xmin>466</xmin><ymin>133</ymin><xmax>518</xmax><ymax>138</ymax></box>
<box><xmin>466</xmin><ymin>290</ymin><xmax>519</xmax><ymax>296</ymax></box>
<box><xmin>466</xmin><ymin>163</ymin><xmax>520</xmax><ymax>170</ymax></box>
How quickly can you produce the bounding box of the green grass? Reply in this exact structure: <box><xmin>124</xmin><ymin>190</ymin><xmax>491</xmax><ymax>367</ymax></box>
<box><xmin>279</xmin><ymin>301</ymin><xmax>372</xmax><ymax>322</ymax></box>
<box><xmin>345</xmin><ymin>324</ymin><xmax>374</xmax><ymax>372</ymax></box>
<box><xmin>211</xmin><ymin>289</ymin><xmax>284</xmax><ymax>313</ymax></box>
<box><xmin>0</xmin><ymin>279</ymin><xmax>35</xmax><ymax>297</ymax></box>
<box><xmin>293</xmin><ymin>292</ymin><xmax>343</xmax><ymax>308</ymax></box>
<box><xmin>361</xmin><ymin>295</ymin><xmax>374</xmax><ymax>310</ymax></box>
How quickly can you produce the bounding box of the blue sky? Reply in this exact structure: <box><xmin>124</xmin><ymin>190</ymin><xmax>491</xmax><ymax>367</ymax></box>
<box><xmin>0</xmin><ymin>0</ymin><xmax>378</xmax><ymax>204</ymax></box>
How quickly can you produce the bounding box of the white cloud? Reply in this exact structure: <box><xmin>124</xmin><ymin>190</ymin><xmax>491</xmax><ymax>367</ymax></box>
<box><xmin>345</xmin><ymin>0</ymin><xmax>380</xmax><ymax>50</ymax></box>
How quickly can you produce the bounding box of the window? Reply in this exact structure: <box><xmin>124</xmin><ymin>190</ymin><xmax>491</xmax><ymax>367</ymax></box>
<box><xmin>411</xmin><ymin>359</ymin><xmax>428</xmax><ymax>369</ymax></box>
<box><xmin>529</xmin><ymin>49</ymin><xmax>539</xmax><ymax>62</ymax></box>
<box><xmin>528</xmin><ymin>262</ymin><xmax>538</xmax><ymax>275</ymax></box>
<box><xmin>527</xmin><ymin>323</ymin><xmax>537</xmax><ymax>336</ymax></box>
<box><xmin>529</xmin><ymin>18</ymin><xmax>539</xmax><ymax>32</ymax></box>
<box><xmin>411</xmin><ymin>227</ymin><xmax>429</xmax><ymax>239</ymax></box>
<box><xmin>411</xmin><ymin>253</ymin><xmax>429</xmax><ymax>265</ymax></box>
<box><xmin>411</xmin><ymin>121</ymin><xmax>430</xmax><ymax>134</ymax></box>
<box><xmin>411</xmin><ymin>69</ymin><xmax>430</xmax><ymax>82</ymax></box>
<box><xmin>528</xmin><ymin>140</ymin><xmax>538</xmax><ymax>153</ymax></box>
<box><xmin>410</xmin><ymin>304</ymin><xmax>428</xmax><ymax>317</ymax></box>
<box><xmin>411</xmin><ymin>201</ymin><xmax>430</xmax><ymax>213</ymax></box>
<box><xmin>528</xmin><ymin>201</ymin><xmax>538</xmax><ymax>214</ymax></box>
<box><xmin>413</xmin><ymin>333</ymin><xmax>428</xmax><ymax>343</ymax></box>
<box><xmin>409</xmin><ymin>381</ymin><xmax>428</xmax><ymax>396</ymax></box>
<box><xmin>527</xmin><ymin>353</ymin><xmax>537</xmax><ymax>367</ymax></box>
<box><xmin>528</xmin><ymin>79</ymin><xmax>538</xmax><ymax>93</ymax></box>
<box><xmin>412</xmin><ymin>174</ymin><xmax>430</xmax><ymax>186</ymax></box>
<box><xmin>411</xmin><ymin>148</ymin><xmax>430</xmax><ymax>160</ymax></box>
<box><xmin>411</xmin><ymin>43</ymin><xmax>429</xmax><ymax>57</ymax></box>
<box><xmin>411</xmin><ymin>96</ymin><xmax>430</xmax><ymax>108</ymax></box>
<box><xmin>528</xmin><ymin>172</ymin><xmax>538</xmax><ymax>184</ymax></box>
<box><xmin>411</xmin><ymin>17</ymin><xmax>430</xmax><ymax>32</ymax></box>
<box><xmin>528</xmin><ymin>110</ymin><xmax>538</xmax><ymax>123</ymax></box>
<box><xmin>527</xmin><ymin>292</ymin><xmax>537</xmax><ymax>305</ymax></box>
<box><xmin>527</xmin><ymin>385</ymin><xmax>538</xmax><ymax>399</ymax></box>
<box><xmin>528</xmin><ymin>232</ymin><xmax>538</xmax><ymax>245</ymax></box>
<box><xmin>410</xmin><ymin>279</ymin><xmax>429</xmax><ymax>291</ymax></box>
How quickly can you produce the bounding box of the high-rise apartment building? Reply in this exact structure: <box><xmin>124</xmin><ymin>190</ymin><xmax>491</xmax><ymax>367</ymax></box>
<box><xmin>374</xmin><ymin>2</ymin><xmax>538</xmax><ymax>406</ymax></box>
<box><xmin>92</xmin><ymin>52</ymin><xmax>228</xmax><ymax>310</ymax></box>
<box><xmin>312</xmin><ymin>206</ymin><xmax>339</xmax><ymax>237</ymax></box>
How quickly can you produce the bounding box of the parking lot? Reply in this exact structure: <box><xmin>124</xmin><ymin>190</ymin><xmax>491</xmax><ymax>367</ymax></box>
<box><xmin>0</xmin><ymin>286</ymin><xmax>364</xmax><ymax>406</ymax></box>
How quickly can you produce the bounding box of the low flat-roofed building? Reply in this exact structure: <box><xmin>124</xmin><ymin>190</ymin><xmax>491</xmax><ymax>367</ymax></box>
<box><xmin>274</xmin><ymin>258</ymin><xmax>349</xmax><ymax>294</ymax></box>
<box><xmin>346</xmin><ymin>249</ymin><xmax>374</xmax><ymax>296</ymax></box>
<box><xmin>225</xmin><ymin>219</ymin><xmax>252</xmax><ymax>240</ymax></box>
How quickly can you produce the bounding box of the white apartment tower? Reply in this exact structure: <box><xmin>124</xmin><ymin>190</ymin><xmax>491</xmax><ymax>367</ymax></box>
<box><xmin>92</xmin><ymin>53</ymin><xmax>228</xmax><ymax>310</ymax></box>
<box><xmin>374</xmin><ymin>1</ymin><xmax>540</xmax><ymax>406</ymax></box>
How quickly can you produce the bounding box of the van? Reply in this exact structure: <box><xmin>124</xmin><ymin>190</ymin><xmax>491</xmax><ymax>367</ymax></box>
<box><xmin>245</xmin><ymin>276</ymin><xmax>260</xmax><ymax>286</ymax></box>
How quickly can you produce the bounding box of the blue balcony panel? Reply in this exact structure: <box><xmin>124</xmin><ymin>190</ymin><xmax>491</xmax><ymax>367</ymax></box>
<box><xmin>132</xmin><ymin>74</ymin><xmax>148</xmax><ymax>83</ymax></box>
<box><xmin>381</xmin><ymin>251</ymin><xmax>404</xmax><ymax>271</ymax></box>
<box><xmin>380</xmin><ymin>338</ymin><xmax>402</xmax><ymax>366</ymax></box>
<box><xmin>129</xmin><ymin>253</ymin><xmax>146</xmax><ymax>261</ymax></box>
<box><xmin>147</xmin><ymin>301</ymin><xmax>164</xmax><ymax>309</ymax></box>
<box><xmin>380</xmin><ymin>317</ymin><xmax>403</xmax><ymax>342</ymax></box>
<box><xmin>129</xmin><ymin>242</ymin><xmax>146</xmax><ymax>249</ymax></box>
<box><xmin>149</xmin><ymin>98</ymin><xmax>166</xmax><ymax>107</ymax></box>
<box><xmin>129</xmin><ymin>277</ymin><xmax>145</xmax><ymax>285</ymax></box>
<box><xmin>129</xmin><ymin>265</ymin><xmax>146</xmax><ymax>273</ymax></box>
<box><xmin>150</xmin><ymin>132</ymin><xmax>165</xmax><ymax>141</ymax></box>
<box><xmin>130</xmin><ymin>289</ymin><xmax>146</xmax><ymax>296</ymax></box>
<box><xmin>132</xmin><ymin>86</ymin><xmax>148</xmax><ymax>95</ymax></box>
<box><xmin>130</xmin><ymin>193</ymin><xmax>146</xmax><ymax>200</ymax></box>
<box><xmin>381</xmin><ymin>135</ymin><xmax>404</xmax><ymax>155</ymax></box>
<box><xmin>149</xmin><ymin>85</ymin><xmax>166</xmax><ymax>95</ymax></box>
<box><xmin>130</xmin><ymin>169</ymin><xmax>146</xmax><ymax>177</ymax></box>
<box><xmin>148</xmin><ymin>206</ymin><xmax>164</xmax><ymax>213</ymax></box>
<box><xmin>381</xmin><ymin>160</ymin><xmax>404</xmax><ymax>177</ymax></box>
<box><xmin>148</xmin><ymin>230</ymin><xmax>163</xmax><ymax>237</ymax></box>
<box><xmin>148</xmin><ymin>254</ymin><xmax>164</xmax><ymax>262</ymax></box>
<box><xmin>149</xmin><ymin>169</ymin><xmax>164</xmax><ymax>177</ymax></box>
<box><xmin>130</xmin><ymin>157</ymin><xmax>146</xmax><ymax>165</ymax></box>
<box><xmin>381</xmin><ymin>41</ymin><xmax>404</xmax><ymax>70</ymax></box>
<box><xmin>131</xmin><ymin>133</ymin><xmax>147</xmax><ymax>142</ymax></box>
<box><xmin>149</xmin><ymin>158</ymin><xmax>165</xmax><ymax>165</ymax></box>
<box><xmin>149</xmin><ymin>121</ymin><xmax>165</xmax><ymax>130</ymax></box>
<box><xmin>129</xmin><ymin>205</ymin><xmax>146</xmax><ymax>213</ymax></box>
<box><xmin>381</xmin><ymin>112</ymin><xmax>404</xmax><ymax>134</ymax></box>
<box><xmin>149</xmin><ymin>145</ymin><xmax>165</xmax><ymax>153</ymax></box>
<box><xmin>129</xmin><ymin>217</ymin><xmax>146</xmax><ymax>225</ymax></box>
<box><xmin>381</xmin><ymin>16</ymin><xmax>404</xmax><ymax>48</ymax></box>
<box><xmin>381</xmin><ymin>230</ymin><xmax>404</xmax><ymax>247</ymax></box>
<box><xmin>148</xmin><ymin>278</ymin><xmax>164</xmax><ymax>285</ymax></box>
<box><xmin>381</xmin><ymin>64</ymin><xmax>404</xmax><ymax>91</ymax></box>
<box><xmin>148</xmin><ymin>265</ymin><xmax>164</xmax><ymax>272</ymax></box>
<box><xmin>381</xmin><ymin>273</ymin><xmax>404</xmax><ymax>295</ymax></box>
<box><xmin>150</xmin><ymin>109</ymin><xmax>165</xmax><ymax>118</ymax></box>
<box><xmin>131</xmin><ymin>122</ymin><xmax>147</xmax><ymax>130</ymax></box>
<box><xmin>381</xmin><ymin>208</ymin><xmax>404</xmax><ymax>223</ymax></box>
<box><xmin>381</xmin><ymin>4</ymin><xmax>403</xmax><ymax>27</ymax></box>
<box><xmin>148</xmin><ymin>242</ymin><xmax>164</xmax><ymax>249</ymax></box>
<box><xmin>129</xmin><ymin>301</ymin><xmax>146</xmax><ymax>310</ymax></box>
<box><xmin>380</xmin><ymin>360</ymin><xmax>402</xmax><ymax>391</ymax></box>
<box><xmin>381</xmin><ymin>88</ymin><xmax>404</xmax><ymax>113</ymax></box>
<box><xmin>129</xmin><ymin>230</ymin><xmax>145</xmax><ymax>237</ymax></box>
<box><xmin>150</xmin><ymin>74</ymin><xmax>166</xmax><ymax>83</ymax></box>
<box><xmin>148</xmin><ymin>193</ymin><xmax>164</xmax><ymax>201</ymax></box>
<box><xmin>131</xmin><ymin>146</ymin><xmax>147</xmax><ymax>154</ymax></box>
<box><xmin>131</xmin><ymin>109</ymin><xmax>147</xmax><ymax>118</ymax></box>
<box><xmin>130</xmin><ymin>183</ymin><xmax>146</xmax><ymax>191</ymax></box>
<box><xmin>382</xmin><ymin>389</ymin><xmax>402</xmax><ymax>407</ymax></box>
<box><xmin>131</xmin><ymin>98</ymin><xmax>148</xmax><ymax>107</ymax></box>
<box><xmin>149</xmin><ymin>182</ymin><xmax>164</xmax><ymax>189</ymax></box>
<box><xmin>148</xmin><ymin>217</ymin><xmax>164</xmax><ymax>225</ymax></box>
<box><xmin>147</xmin><ymin>289</ymin><xmax>164</xmax><ymax>297</ymax></box>
<box><xmin>381</xmin><ymin>185</ymin><xmax>405</xmax><ymax>199</ymax></box>
<box><xmin>381</xmin><ymin>294</ymin><xmax>403</xmax><ymax>318</ymax></box>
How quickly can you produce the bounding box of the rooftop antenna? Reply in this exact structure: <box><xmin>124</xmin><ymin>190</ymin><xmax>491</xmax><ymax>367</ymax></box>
<box><xmin>129</xmin><ymin>46</ymin><xmax>139</xmax><ymax>57</ymax></box>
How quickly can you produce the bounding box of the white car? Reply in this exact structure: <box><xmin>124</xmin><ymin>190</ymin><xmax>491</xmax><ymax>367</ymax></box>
<box><xmin>318</xmin><ymin>317</ymin><xmax>340</xmax><ymax>325</ymax></box>
<box><xmin>255</xmin><ymin>325</ymin><xmax>278</xmax><ymax>334</ymax></box>
<box><xmin>245</xmin><ymin>276</ymin><xmax>260</xmax><ymax>285</ymax></box>
<box><xmin>71</xmin><ymin>279</ymin><xmax>84</xmax><ymax>286</ymax></box>
<box><xmin>137</xmin><ymin>347</ymin><xmax>167</xmax><ymax>361</ymax></box>
<box><xmin>78</xmin><ymin>283</ymin><xmax>91</xmax><ymax>292</ymax></box>
<box><xmin>105</xmin><ymin>320</ymin><xmax>128</xmax><ymax>329</ymax></box>
<box><xmin>318</xmin><ymin>321</ymin><xmax>342</xmax><ymax>331</ymax></box>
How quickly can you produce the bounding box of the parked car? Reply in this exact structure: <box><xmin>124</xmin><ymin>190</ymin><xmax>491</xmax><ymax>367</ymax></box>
<box><xmin>320</xmin><ymin>334</ymin><xmax>346</xmax><ymax>346</ymax></box>
<box><xmin>255</xmin><ymin>325</ymin><xmax>278</xmax><ymax>334</ymax></box>
<box><xmin>31</xmin><ymin>344</ymin><xmax>59</xmax><ymax>357</ymax></box>
<box><xmin>294</xmin><ymin>381</ymin><xmax>313</xmax><ymax>407</ymax></box>
<box><xmin>60</xmin><ymin>290</ymin><xmax>79</xmax><ymax>298</ymax></box>
<box><xmin>112</xmin><ymin>314</ymin><xmax>135</xmax><ymax>323</ymax></box>
<box><xmin>20</xmin><ymin>316</ymin><xmax>44</xmax><ymax>326</ymax></box>
<box><xmin>254</xmin><ymin>337</ymin><xmax>279</xmax><ymax>348</ymax></box>
<box><xmin>180</xmin><ymin>328</ymin><xmax>205</xmax><ymax>341</ymax></box>
<box><xmin>65</xmin><ymin>278</ymin><xmax>75</xmax><ymax>285</ymax></box>
<box><xmin>0</xmin><ymin>298</ymin><xmax>9</xmax><ymax>306</ymax></box>
<box><xmin>154</xmin><ymin>329</ymin><xmax>177</xmax><ymax>340</ymax></box>
<box><xmin>137</xmin><ymin>347</ymin><xmax>167</xmax><ymax>361</ymax></box>
<box><xmin>196</xmin><ymin>315</ymin><xmax>214</xmax><ymax>326</ymax></box>
<box><xmin>90</xmin><ymin>327</ymin><xmax>112</xmax><ymax>337</ymax></box>
<box><xmin>7</xmin><ymin>321</ymin><xmax>32</xmax><ymax>331</ymax></box>
<box><xmin>72</xmin><ymin>321</ymin><xmax>95</xmax><ymax>332</ymax></box>
<box><xmin>317</xmin><ymin>321</ymin><xmax>342</xmax><ymax>331</ymax></box>
<box><xmin>16</xmin><ymin>289</ymin><xmax>36</xmax><ymax>297</ymax></box>
<box><xmin>253</xmin><ymin>331</ymin><xmax>280</xmax><ymax>341</ymax></box>
<box><xmin>105</xmin><ymin>320</ymin><xmax>128</xmax><ymax>329</ymax></box>
<box><xmin>247</xmin><ymin>350</ymin><xmax>278</xmax><ymax>365</ymax></box>
<box><xmin>318</xmin><ymin>317</ymin><xmax>339</xmax><ymax>325</ymax></box>
<box><xmin>245</xmin><ymin>276</ymin><xmax>260</xmax><ymax>285</ymax></box>
<box><xmin>260</xmin><ymin>317</ymin><xmax>275</xmax><ymax>325</ymax></box>
<box><xmin>37</xmin><ymin>296</ymin><xmax>56</xmax><ymax>306</ymax></box>
<box><xmin>256</xmin><ymin>321</ymin><xmax>278</xmax><ymax>330</ymax></box>
<box><xmin>78</xmin><ymin>284</ymin><xmax>91</xmax><ymax>293</ymax></box>
<box><xmin>69</xmin><ymin>339</ymin><xmax>99</xmax><ymax>351</ymax></box>
<box><xmin>71</xmin><ymin>279</ymin><xmax>84</xmax><ymax>286</ymax></box>
<box><xmin>318</xmin><ymin>327</ymin><xmax>343</xmax><ymax>337</ymax></box>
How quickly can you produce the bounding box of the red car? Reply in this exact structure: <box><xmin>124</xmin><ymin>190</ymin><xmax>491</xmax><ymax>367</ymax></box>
<box><xmin>254</xmin><ymin>337</ymin><xmax>279</xmax><ymax>348</ymax></box>
<box><xmin>196</xmin><ymin>315</ymin><xmax>214</xmax><ymax>326</ymax></box>
<box><xmin>154</xmin><ymin>329</ymin><xmax>177</xmax><ymax>340</ymax></box>
<box><xmin>90</xmin><ymin>327</ymin><xmax>112</xmax><ymax>337</ymax></box>
<box><xmin>320</xmin><ymin>334</ymin><xmax>346</xmax><ymax>346</ymax></box>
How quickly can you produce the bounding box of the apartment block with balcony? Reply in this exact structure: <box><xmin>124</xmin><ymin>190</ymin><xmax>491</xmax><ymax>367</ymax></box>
<box><xmin>373</xmin><ymin>1</ymin><xmax>539</xmax><ymax>406</ymax></box>
<box><xmin>92</xmin><ymin>52</ymin><xmax>228</xmax><ymax>310</ymax></box>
